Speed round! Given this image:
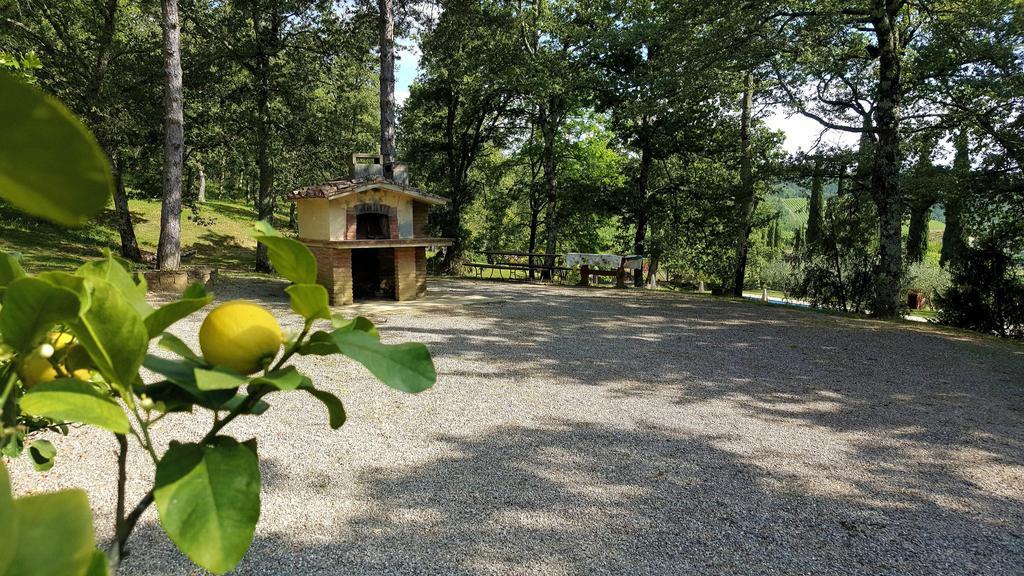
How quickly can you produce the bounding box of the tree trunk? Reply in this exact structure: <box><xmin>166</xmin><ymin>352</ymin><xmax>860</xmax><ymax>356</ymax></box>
<box><xmin>378</xmin><ymin>0</ymin><xmax>396</xmax><ymax>180</ymax></box>
<box><xmin>112</xmin><ymin>161</ymin><xmax>141</xmax><ymax>262</ymax></box>
<box><xmin>528</xmin><ymin>206</ymin><xmax>539</xmax><ymax>281</ymax></box>
<box><xmin>89</xmin><ymin>0</ymin><xmax>141</xmax><ymax>262</ymax></box>
<box><xmin>255</xmin><ymin>125</ymin><xmax>273</xmax><ymax>272</ymax></box>
<box><xmin>156</xmin><ymin>0</ymin><xmax>184</xmax><ymax>271</ymax></box>
<box><xmin>868</xmin><ymin>1</ymin><xmax>904</xmax><ymax>317</ymax></box>
<box><xmin>646</xmin><ymin>252</ymin><xmax>659</xmax><ymax>289</ymax></box>
<box><xmin>288</xmin><ymin>201</ymin><xmax>297</xmax><ymax>229</ymax></box>
<box><xmin>253</xmin><ymin>9</ymin><xmax>276</xmax><ymax>273</ymax></box>
<box><xmin>438</xmin><ymin>195</ymin><xmax>464</xmax><ymax>274</ymax></box>
<box><xmin>197</xmin><ymin>164</ymin><xmax>206</xmax><ymax>203</ymax></box>
<box><xmin>539</xmin><ymin>102</ymin><xmax>559</xmax><ymax>280</ymax></box>
<box><xmin>731</xmin><ymin>71</ymin><xmax>756</xmax><ymax>297</ymax></box>
<box><xmin>633</xmin><ymin>122</ymin><xmax>652</xmax><ymax>287</ymax></box>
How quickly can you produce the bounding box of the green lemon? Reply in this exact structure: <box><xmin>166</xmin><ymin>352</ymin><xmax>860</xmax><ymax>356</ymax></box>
<box><xmin>199</xmin><ymin>300</ymin><xmax>283</xmax><ymax>374</ymax></box>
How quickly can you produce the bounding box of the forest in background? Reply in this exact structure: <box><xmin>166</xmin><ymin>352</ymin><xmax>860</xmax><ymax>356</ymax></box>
<box><xmin>1</xmin><ymin>0</ymin><xmax>1022</xmax><ymax>336</ymax></box>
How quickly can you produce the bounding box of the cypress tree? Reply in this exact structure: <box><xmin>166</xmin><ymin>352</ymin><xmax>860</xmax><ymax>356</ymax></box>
<box><xmin>806</xmin><ymin>157</ymin><xmax>825</xmax><ymax>249</ymax></box>
<box><xmin>941</xmin><ymin>131</ymin><xmax>970</xmax><ymax>269</ymax></box>
<box><xmin>906</xmin><ymin>141</ymin><xmax>936</xmax><ymax>264</ymax></box>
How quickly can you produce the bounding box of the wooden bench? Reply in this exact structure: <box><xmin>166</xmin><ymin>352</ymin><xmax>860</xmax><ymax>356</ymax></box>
<box><xmin>578</xmin><ymin>265</ymin><xmax>627</xmax><ymax>288</ymax></box>
<box><xmin>466</xmin><ymin>251</ymin><xmax>571</xmax><ymax>281</ymax></box>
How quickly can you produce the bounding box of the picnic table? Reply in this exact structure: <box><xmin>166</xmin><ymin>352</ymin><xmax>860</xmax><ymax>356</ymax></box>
<box><xmin>466</xmin><ymin>251</ymin><xmax>571</xmax><ymax>281</ymax></box>
<box><xmin>565</xmin><ymin>253</ymin><xmax>644</xmax><ymax>288</ymax></box>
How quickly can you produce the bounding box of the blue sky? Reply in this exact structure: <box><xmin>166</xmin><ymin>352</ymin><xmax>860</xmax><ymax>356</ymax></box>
<box><xmin>394</xmin><ymin>41</ymin><xmax>419</xmax><ymax>104</ymax></box>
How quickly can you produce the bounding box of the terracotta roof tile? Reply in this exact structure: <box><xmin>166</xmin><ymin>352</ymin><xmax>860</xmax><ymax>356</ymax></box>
<box><xmin>288</xmin><ymin>178</ymin><xmax>448</xmax><ymax>205</ymax></box>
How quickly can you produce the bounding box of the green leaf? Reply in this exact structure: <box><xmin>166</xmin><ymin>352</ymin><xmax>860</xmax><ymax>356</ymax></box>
<box><xmin>0</xmin><ymin>72</ymin><xmax>112</xmax><ymax>226</ymax></box>
<box><xmin>253</xmin><ymin>220</ymin><xmax>279</xmax><ymax>237</ymax></box>
<box><xmin>135</xmin><ymin>381</ymin><xmax>196</xmax><ymax>414</ymax></box>
<box><xmin>69</xmin><ymin>278</ymin><xmax>148</xmax><ymax>393</ymax></box>
<box><xmin>252</xmin><ymin>231</ymin><xmax>317</xmax><ymax>284</ymax></box>
<box><xmin>331</xmin><ymin>315</ymin><xmax>380</xmax><ymax>339</ymax></box>
<box><xmin>154</xmin><ymin>437</ymin><xmax>261</xmax><ymax>575</ymax></box>
<box><xmin>37</xmin><ymin>271</ymin><xmax>92</xmax><ymax>311</ymax></box>
<box><xmin>84</xmin><ymin>551</ymin><xmax>109</xmax><ymax>576</ymax></box>
<box><xmin>284</xmin><ymin>283</ymin><xmax>330</xmax><ymax>320</ymax></box>
<box><xmin>331</xmin><ymin>329</ymin><xmax>436</xmax><ymax>393</ymax></box>
<box><xmin>0</xmin><ymin>461</ymin><xmax>16</xmax><ymax>574</ymax></box>
<box><xmin>20</xmin><ymin>379</ymin><xmax>129</xmax><ymax>434</ymax></box>
<box><xmin>145</xmin><ymin>283</ymin><xmax>213</xmax><ymax>338</ymax></box>
<box><xmin>193</xmin><ymin>366</ymin><xmax>248</xmax><ymax>391</ymax></box>
<box><xmin>220</xmin><ymin>395</ymin><xmax>270</xmax><ymax>415</ymax></box>
<box><xmin>6</xmin><ymin>489</ymin><xmax>96</xmax><ymax>576</ymax></box>
<box><xmin>158</xmin><ymin>333</ymin><xmax>206</xmax><ymax>364</ymax></box>
<box><xmin>137</xmin><ymin>375</ymin><xmax>234</xmax><ymax>414</ymax></box>
<box><xmin>76</xmin><ymin>254</ymin><xmax>152</xmax><ymax>318</ymax></box>
<box><xmin>143</xmin><ymin>354</ymin><xmax>197</xmax><ymax>386</ymax></box>
<box><xmin>299</xmin><ymin>385</ymin><xmax>346</xmax><ymax>429</ymax></box>
<box><xmin>0</xmin><ymin>252</ymin><xmax>26</xmax><ymax>290</ymax></box>
<box><xmin>1</xmin><ymin>430</ymin><xmax>24</xmax><ymax>459</ymax></box>
<box><xmin>298</xmin><ymin>331</ymin><xmax>340</xmax><ymax>356</ymax></box>
<box><xmin>299</xmin><ymin>318</ymin><xmax>378</xmax><ymax>356</ymax></box>
<box><xmin>144</xmin><ymin>357</ymin><xmax>240</xmax><ymax>409</ymax></box>
<box><xmin>28</xmin><ymin>439</ymin><xmax>56</xmax><ymax>472</ymax></box>
<box><xmin>0</xmin><ymin>277</ymin><xmax>83</xmax><ymax>351</ymax></box>
<box><xmin>251</xmin><ymin>366</ymin><xmax>308</xmax><ymax>391</ymax></box>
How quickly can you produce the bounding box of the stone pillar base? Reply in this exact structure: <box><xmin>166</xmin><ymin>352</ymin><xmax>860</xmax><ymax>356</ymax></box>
<box><xmin>145</xmin><ymin>268</ymin><xmax>218</xmax><ymax>294</ymax></box>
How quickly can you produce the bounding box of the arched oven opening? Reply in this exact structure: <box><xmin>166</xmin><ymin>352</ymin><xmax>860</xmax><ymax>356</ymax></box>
<box><xmin>356</xmin><ymin>212</ymin><xmax>391</xmax><ymax>240</ymax></box>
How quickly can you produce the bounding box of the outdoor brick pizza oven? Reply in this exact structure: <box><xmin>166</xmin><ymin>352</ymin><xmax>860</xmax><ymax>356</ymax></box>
<box><xmin>288</xmin><ymin>154</ymin><xmax>452</xmax><ymax>305</ymax></box>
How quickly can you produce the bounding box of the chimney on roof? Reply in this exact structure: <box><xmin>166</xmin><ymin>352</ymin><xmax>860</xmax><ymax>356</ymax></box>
<box><xmin>350</xmin><ymin>153</ymin><xmax>409</xmax><ymax>185</ymax></box>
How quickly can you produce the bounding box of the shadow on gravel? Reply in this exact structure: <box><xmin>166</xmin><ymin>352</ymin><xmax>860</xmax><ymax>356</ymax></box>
<box><xmin>127</xmin><ymin>277</ymin><xmax>1022</xmax><ymax>575</ymax></box>
<box><xmin>122</xmin><ymin>421</ymin><xmax>1021</xmax><ymax>575</ymax></box>
<box><xmin>392</xmin><ymin>281</ymin><xmax>1024</xmax><ymax>525</ymax></box>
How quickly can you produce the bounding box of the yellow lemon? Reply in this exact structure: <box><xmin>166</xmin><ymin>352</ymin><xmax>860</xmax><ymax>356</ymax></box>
<box><xmin>199</xmin><ymin>300</ymin><xmax>283</xmax><ymax>375</ymax></box>
<box><xmin>19</xmin><ymin>332</ymin><xmax>85</xmax><ymax>386</ymax></box>
<box><xmin>64</xmin><ymin>345</ymin><xmax>94</xmax><ymax>380</ymax></box>
<box><xmin>20</xmin><ymin>352</ymin><xmax>58</xmax><ymax>386</ymax></box>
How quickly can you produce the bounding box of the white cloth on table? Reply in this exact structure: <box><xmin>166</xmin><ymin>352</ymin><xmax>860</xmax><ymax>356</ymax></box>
<box><xmin>621</xmin><ymin>255</ymin><xmax>644</xmax><ymax>270</ymax></box>
<box><xmin>565</xmin><ymin>253</ymin><xmax>623</xmax><ymax>269</ymax></box>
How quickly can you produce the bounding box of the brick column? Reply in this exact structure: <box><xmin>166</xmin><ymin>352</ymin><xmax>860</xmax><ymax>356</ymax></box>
<box><xmin>415</xmin><ymin>247</ymin><xmax>427</xmax><ymax>297</ymax></box>
<box><xmin>310</xmin><ymin>245</ymin><xmax>352</xmax><ymax>305</ymax></box>
<box><xmin>346</xmin><ymin>208</ymin><xmax>357</xmax><ymax>240</ymax></box>
<box><xmin>394</xmin><ymin>247</ymin><xmax>418</xmax><ymax>301</ymax></box>
<box><xmin>388</xmin><ymin>208</ymin><xmax>399</xmax><ymax>240</ymax></box>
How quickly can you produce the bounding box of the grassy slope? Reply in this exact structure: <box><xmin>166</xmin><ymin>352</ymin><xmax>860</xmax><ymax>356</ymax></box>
<box><xmin>0</xmin><ymin>199</ymin><xmax>284</xmax><ymax>272</ymax></box>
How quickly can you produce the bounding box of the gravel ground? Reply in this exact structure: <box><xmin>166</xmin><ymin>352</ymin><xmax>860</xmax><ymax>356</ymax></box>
<box><xmin>9</xmin><ymin>276</ymin><xmax>1024</xmax><ymax>575</ymax></box>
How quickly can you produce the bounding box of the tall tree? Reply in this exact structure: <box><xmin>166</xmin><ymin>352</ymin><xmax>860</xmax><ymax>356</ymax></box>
<box><xmin>378</xmin><ymin>0</ymin><xmax>396</xmax><ymax>179</ymax></box>
<box><xmin>806</xmin><ymin>156</ymin><xmax>825</xmax><ymax>249</ymax></box>
<box><xmin>903</xmin><ymin>138</ymin><xmax>938</xmax><ymax>264</ymax></box>
<box><xmin>941</xmin><ymin>131</ymin><xmax>970</xmax><ymax>269</ymax></box>
<box><xmin>157</xmin><ymin>0</ymin><xmax>185</xmax><ymax>270</ymax></box>
<box><xmin>731</xmin><ymin>71</ymin><xmax>756</xmax><ymax>296</ymax></box>
<box><xmin>403</xmin><ymin>0</ymin><xmax>515</xmax><ymax>272</ymax></box>
<box><xmin>2</xmin><ymin>0</ymin><xmax>148</xmax><ymax>261</ymax></box>
<box><xmin>778</xmin><ymin>0</ymin><xmax>923</xmax><ymax>315</ymax></box>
